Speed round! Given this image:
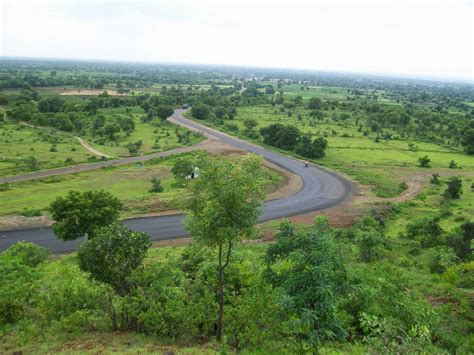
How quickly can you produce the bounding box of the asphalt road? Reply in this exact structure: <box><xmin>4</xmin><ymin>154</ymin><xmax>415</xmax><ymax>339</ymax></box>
<box><xmin>0</xmin><ymin>109</ymin><xmax>355</xmax><ymax>253</ymax></box>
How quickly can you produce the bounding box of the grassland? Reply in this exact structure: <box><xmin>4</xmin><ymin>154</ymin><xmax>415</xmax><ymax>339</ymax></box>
<box><xmin>84</xmin><ymin>106</ymin><xmax>205</xmax><ymax>157</ymax></box>
<box><xmin>190</xmin><ymin>104</ymin><xmax>474</xmax><ymax>197</ymax></box>
<box><xmin>0</xmin><ymin>123</ymin><xmax>93</xmax><ymax>177</ymax></box>
<box><xmin>0</xmin><ymin>152</ymin><xmax>284</xmax><ymax>219</ymax></box>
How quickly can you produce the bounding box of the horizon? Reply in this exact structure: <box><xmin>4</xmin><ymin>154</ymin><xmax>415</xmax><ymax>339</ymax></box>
<box><xmin>2</xmin><ymin>55</ymin><xmax>473</xmax><ymax>85</ymax></box>
<box><xmin>1</xmin><ymin>0</ymin><xmax>473</xmax><ymax>83</ymax></box>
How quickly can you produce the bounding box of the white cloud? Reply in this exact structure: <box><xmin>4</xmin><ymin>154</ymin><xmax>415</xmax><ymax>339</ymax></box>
<box><xmin>1</xmin><ymin>0</ymin><xmax>473</xmax><ymax>81</ymax></box>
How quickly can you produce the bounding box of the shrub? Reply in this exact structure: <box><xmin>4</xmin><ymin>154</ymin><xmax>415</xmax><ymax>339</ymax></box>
<box><xmin>50</xmin><ymin>190</ymin><xmax>122</xmax><ymax>241</ymax></box>
<box><xmin>149</xmin><ymin>177</ymin><xmax>164</xmax><ymax>193</ymax></box>
<box><xmin>444</xmin><ymin>176</ymin><xmax>462</xmax><ymax>199</ymax></box>
<box><xmin>1</xmin><ymin>242</ymin><xmax>48</xmax><ymax>267</ymax></box>
<box><xmin>171</xmin><ymin>158</ymin><xmax>194</xmax><ymax>180</ymax></box>
<box><xmin>429</xmin><ymin>247</ymin><xmax>458</xmax><ymax>274</ymax></box>
<box><xmin>418</xmin><ymin>155</ymin><xmax>431</xmax><ymax>168</ymax></box>
<box><xmin>78</xmin><ymin>222</ymin><xmax>151</xmax><ymax>295</ymax></box>
<box><xmin>405</xmin><ymin>216</ymin><xmax>443</xmax><ymax>247</ymax></box>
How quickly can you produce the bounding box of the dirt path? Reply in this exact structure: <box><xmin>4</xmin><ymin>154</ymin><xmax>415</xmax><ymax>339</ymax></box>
<box><xmin>75</xmin><ymin>137</ymin><xmax>112</xmax><ymax>158</ymax></box>
<box><xmin>19</xmin><ymin>121</ymin><xmax>112</xmax><ymax>158</ymax></box>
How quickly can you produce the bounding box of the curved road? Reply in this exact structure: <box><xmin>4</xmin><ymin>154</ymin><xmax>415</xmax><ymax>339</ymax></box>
<box><xmin>0</xmin><ymin>109</ymin><xmax>355</xmax><ymax>253</ymax></box>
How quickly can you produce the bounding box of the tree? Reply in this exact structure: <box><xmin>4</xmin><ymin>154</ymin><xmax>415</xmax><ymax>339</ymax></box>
<box><xmin>185</xmin><ymin>155</ymin><xmax>265</xmax><ymax>341</ymax></box>
<box><xmin>191</xmin><ymin>103</ymin><xmax>212</xmax><ymax>120</ymax></box>
<box><xmin>447</xmin><ymin>221</ymin><xmax>473</xmax><ymax>260</ymax></box>
<box><xmin>104</xmin><ymin>123</ymin><xmax>120</xmax><ymax>141</ymax></box>
<box><xmin>150</xmin><ymin>177</ymin><xmax>164</xmax><ymax>192</ymax></box>
<box><xmin>78</xmin><ymin>222</ymin><xmax>151</xmax><ymax>295</ymax></box>
<box><xmin>462</xmin><ymin>128</ymin><xmax>474</xmax><ymax>155</ymax></box>
<box><xmin>264</xmin><ymin>219</ymin><xmax>349</xmax><ymax>348</ymax></box>
<box><xmin>444</xmin><ymin>176</ymin><xmax>462</xmax><ymax>199</ymax></box>
<box><xmin>430</xmin><ymin>173</ymin><xmax>441</xmax><ymax>185</ymax></box>
<box><xmin>126</xmin><ymin>140</ymin><xmax>142</xmax><ymax>155</ymax></box>
<box><xmin>155</xmin><ymin>104</ymin><xmax>174</xmax><ymax>122</ymax></box>
<box><xmin>50</xmin><ymin>190</ymin><xmax>122</xmax><ymax>241</ymax></box>
<box><xmin>308</xmin><ymin>96</ymin><xmax>323</xmax><ymax>110</ymax></box>
<box><xmin>171</xmin><ymin>158</ymin><xmax>194</xmax><ymax>180</ymax></box>
<box><xmin>38</xmin><ymin>97</ymin><xmax>65</xmax><ymax>113</ymax></box>
<box><xmin>243</xmin><ymin>118</ymin><xmax>257</xmax><ymax>131</ymax></box>
<box><xmin>356</xmin><ymin>228</ymin><xmax>384</xmax><ymax>262</ymax></box>
<box><xmin>418</xmin><ymin>155</ymin><xmax>431</xmax><ymax>168</ymax></box>
<box><xmin>311</xmin><ymin>137</ymin><xmax>328</xmax><ymax>158</ymax></box>
<box><xmin>260</xmin><ymin>124</ymin><xmax>301</xmax><ymax>151</ymax></box>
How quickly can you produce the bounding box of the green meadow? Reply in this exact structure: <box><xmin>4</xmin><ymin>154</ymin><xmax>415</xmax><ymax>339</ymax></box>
<box><xmin>0</xmin><ymin>152</ymin><xmax>283</xmax><ymax>218</ymax></box>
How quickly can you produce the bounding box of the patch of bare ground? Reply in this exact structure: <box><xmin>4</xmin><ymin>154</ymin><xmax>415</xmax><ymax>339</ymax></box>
<box><xmin>0</xmin><ymin>215</ymin><xmax>53</xmax><ymax>230</ymax></box>
<box><xmin>59</xmin><ymin>89</ymin><xmax>128</xmax><ymax>96</ymax></box>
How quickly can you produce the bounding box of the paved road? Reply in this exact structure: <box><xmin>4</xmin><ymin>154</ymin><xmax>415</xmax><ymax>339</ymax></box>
<box><xmin>0</xmin><ymin>109</ymin><xmax>355</xmax><ymax>253</ymax></box>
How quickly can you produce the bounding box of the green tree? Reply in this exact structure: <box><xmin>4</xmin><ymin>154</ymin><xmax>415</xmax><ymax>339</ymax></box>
<box><xmin>418</xmin><ymin>155</ymin><xmax>431</xmax><ymax>168</ymax></box>
<box><xmin>243</xmin><ymin>118</ymin><xmax>257</xmax><ymax>131</ymax></box>
<box><xmin>78</xmin><ymin>222</ymin><xmax>150</xmax><ymax>295</ymax></box>
<box><xmin>356</xmin><ymin>228</ymin><xmax>384</xmax><ymax>262</ymax></box>
<box><xmin>462</xmin><ymin>128</ymin><xmax>474</xmax><ymax>155</ymax></box>
<box><xmin>171</xmin><ymin>158</ymin><xmax>194</xmax><ymax>180</ymax></box>
<box><xmin>444</xmin><ymin>176</ymin><xmax>462</xmax><ymax>199</ymax></box>
<box><xmin>185</xmin><ymin>155</ymin><xmax>265</xmax><ymax>341</ymax></box>
<box><xmin>264</xmin><ymin>219</ymin><xmax>349</xmax><ymax>348</ymax></box>
<box><xmin>150</xmin><ymin>177</ymin><xmax>164</xmax><ymax>193</ymax></box>
<box><xmin>447</xmin><ymin>221</ymin><xmax>473</xmax><ymax>260</ymax></box>
<box><xmin>308</xmin><ymin>96</ymin><xmax>323</xmax><ymax>110</ymax></box>
<box><xmin>155</xmin><ymin>104</ymin><xmax>174</xmax><ymax>122</ymax></box>
<box><xmin>50</xmin><ymin>190</ymin><xmax>122</xmax><ymax>241</ymax></box>
<box><xmin>191</xmin><ymin>103</ymin><xmax>212</xmax><ymax>120</ymax></box>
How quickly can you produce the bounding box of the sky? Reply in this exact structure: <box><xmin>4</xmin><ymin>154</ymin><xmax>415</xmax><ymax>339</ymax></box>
<box><xmin>1</xmin><ymin>0</ymin><xmax>473</xmax><ymax>82</ymax></box>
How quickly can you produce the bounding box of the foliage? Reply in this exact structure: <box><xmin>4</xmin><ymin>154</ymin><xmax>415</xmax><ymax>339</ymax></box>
<box><xmin>418</xmin><ymin>155</ymin><xmax>431</xmax><ymax>168</ymax></box>
<box><xmin>171</xmin><ymin>158</ymin><xmax>194</xmax><ymax>180</ymax></box>
<box><xmin>264</xmin><ymin>220</ymin><xmax>350</xmax><ymax>348</ymax></box>
<box><xmin>78</xmin><ymin>222</ymin><xmax>151</xmax><ymax>295</ymax></box>
<box><xmin>185</xmin><ymin>154</ymin><xmax>265</xmax><ymax>340</ymax></box>
<box><xmin>149</xmin><ymin>177</ymin><xmax>164</xmax><ymax>193</ymax></box>
<box><xmin>405</xmin><ymin>216</ymin><xmax>443</xmax><ymax>247</ymax></box>
<box><xmin>50</xmin><ymin>190</ymin><xmax>122</xmax><ymax>241</ymax></box>
<box><xmin>0</xmin><ymin>242</ymin><xmax>48</xmax><ymax>267</ymax></box>
<box><xmin>444</xmin><ymin>176</ymin><xmax>462</xmax><ymax>199</ymax></box>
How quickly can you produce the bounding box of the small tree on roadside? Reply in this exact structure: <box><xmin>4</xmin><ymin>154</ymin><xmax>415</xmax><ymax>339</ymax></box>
<box><xmin>171</xmin><ymin>158</ymin><xmax>194</xmax><ymax>181</ymax></box>
<box><xmin>185</xmin><ymin>155</ymin><xmax>265</xmax><ymax>341</ymax></box>
<box><xmin>50</xmin><ymin>190</ymin><xmax>122</xmax><ymax>241</ymax></box>
<box><xmin>418</xmin><ymin>155</ymin><xmax>431</xmax><ymax>168</ymax></box>
<box><xmin>444</xmin><ymin>176</ymin><xmax>462</xmax><ymax>199</ymax></box>
<box><xmin>78</xmin><ymin>222</ymin><xmax>151</xmax><ymax>295</ymax></box>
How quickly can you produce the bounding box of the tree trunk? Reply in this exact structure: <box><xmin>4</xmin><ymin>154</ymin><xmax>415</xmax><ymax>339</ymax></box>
<box><xmin>216</xmin><ymin>241</ymin><xmax>232</xmax><ymax>341</ymax></box>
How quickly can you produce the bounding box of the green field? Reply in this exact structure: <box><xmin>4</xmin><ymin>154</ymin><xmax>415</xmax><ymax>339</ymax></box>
<box><xmin>190</xmin><ymin>104</ymin><xmax>474</xmax><ymax>197</ymax></box>
<box><xmin>0</xmin><ymin>123</ymin><xmax>94</xmax><ymax>177</ymax></box>
<box><xmin>84</xmin><ymin>107</ymin><xmax>205</xmax><ymax>157</ymax></box>
<box><xmin>0</xmin><ymin>152</ymin><xmax>283</xmax><ymax>218</ymax></box>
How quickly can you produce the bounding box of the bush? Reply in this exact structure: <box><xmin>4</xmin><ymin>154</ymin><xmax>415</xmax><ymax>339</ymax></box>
<box><xmin>418</xmin><ymin>155</ymin><xmax>431</xmax><ymax>168</ymax></box>
<box><xmin>405</xmin><ymin>216</ymin><xmax>443</xmax><ymax>247</ymax></box>
<box><xmin>444</xmin><ymin>176</ymin><xmax>462</xmax><ymax>199</ymax></box>
<box><xmin>78</xmin><ymin>222</ymin><xmax>151</xmax><ymax>295</ymax></box>
<box><xmin>149</xmin><ymin>177</ymin><xmax>164</xmax><ymax>192</ymax></box>
<box><xmin>171</xmin><ymin>158</ymin><xmax>194</xmax><ymax>180</ymax></box>
<box><xmin>1</xmin><ymin>242</ymin><xmax>48</xmax><ymax>267</ymax></box>
<box><xmin>429</xmin><ymin>247</ymin><xmax>458</xmax><ymax>274</ymax></box>
<box><xmin>50</xmin><ymin>190</ymin><xmax>123</xmax><ymax>241</ymax></box>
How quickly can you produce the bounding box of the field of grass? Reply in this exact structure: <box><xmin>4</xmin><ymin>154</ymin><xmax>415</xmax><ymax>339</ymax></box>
<box><xmin>0</xmin><ymin>123</ymin><xmax>94</xmax><ymax>177</ymax></box>
<box><xmin>190</xmin><ymin>104</ymin><xmax>474</xmax><ymax>197</ymax></box>
<box><xmin>0</xmin><ymin>152</ymin><xmax>283</xmax><ymax>218</ymax></box>
<box><xmin>85</xmin><ymin>107</ymin><xmax>206</xmax><ymax>157</ymax></box>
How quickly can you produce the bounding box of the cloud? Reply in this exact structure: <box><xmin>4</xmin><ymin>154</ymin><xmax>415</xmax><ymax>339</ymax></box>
<box><xmin>1</xmin><ymin>0</ymin><xmax>472</xmax><ymax>81</ymax></box>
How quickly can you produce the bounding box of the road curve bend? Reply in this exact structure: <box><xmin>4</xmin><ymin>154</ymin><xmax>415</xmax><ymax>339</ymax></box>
<box><xmin>0</xmin><ymin>109</ymin><xmax>355</xmax><ymax>253</ymax></box>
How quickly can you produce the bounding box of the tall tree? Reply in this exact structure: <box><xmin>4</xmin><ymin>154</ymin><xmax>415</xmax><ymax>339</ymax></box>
<box><xmin>50</xmin><ymin>190</ymin><xmax>122</xmax><ymax>241</ymax></box>
<box><xmin>185</xmin><ymin>155</ymin><xmax>265</xmax><ymax>341</ymax></box>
